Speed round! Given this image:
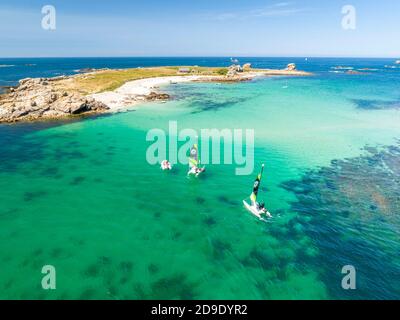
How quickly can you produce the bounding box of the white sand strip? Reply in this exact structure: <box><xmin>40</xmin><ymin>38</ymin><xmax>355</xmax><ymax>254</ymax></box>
<box><xmin>89</xmin><ymin>72</ymin><xmax>285</xmax><ymax>111</ymax></box>
<box><xmin>90</xmin><ymin>76</ymin><xmax>206</xmax><ymax>111</ymax></box>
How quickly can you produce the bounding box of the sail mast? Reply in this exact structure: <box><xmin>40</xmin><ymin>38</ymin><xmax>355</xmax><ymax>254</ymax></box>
<box><xmin>250</xmin><ymin>164</ymin><xmax>264</xmax><ymax>203</ymax></box>
<box><xmin>189</xmin><ymin>137</ymin><xmax>200</xmax><ymax>168</ymax></box>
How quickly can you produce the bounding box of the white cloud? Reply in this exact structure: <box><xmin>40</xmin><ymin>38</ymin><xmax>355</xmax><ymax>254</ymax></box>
<box><xmin>251</xmin><ymin>8</ymin><xmax>307</xmax><ymax>17</ymax></box>
<box><xmin>207</xmin><ymin>1</ymin><xmax>308</xmax><ymax>21</ymax></box>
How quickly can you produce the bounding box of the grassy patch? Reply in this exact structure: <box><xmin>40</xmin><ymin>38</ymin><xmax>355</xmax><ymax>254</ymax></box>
<box><xmin>59</xmin><ymin>66</ymin><xmax>233</xmax><ymax>94</ymax></box>
<box><xmin>216</xmin><ymin>68</ymin><xmax>228</xmax><ymax>76</ymax></box>
<box><xmin>50</xmin><ymin>66</ymin><xmax>310</xmax><ymax>96</ymax></box>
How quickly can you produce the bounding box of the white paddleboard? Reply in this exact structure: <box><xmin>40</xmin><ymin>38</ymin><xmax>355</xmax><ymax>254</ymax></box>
<box><xmin>243</xmin><ymin>200</ymin><xmax>272</xmax><ymax>220</ymax></box>
<box><xmin>196</xmin><ymin>167</ymin><xmax>205</xmax><ymax>177</ymax></box>
<box><xmin>188</xmin><ymin>166</ymin><xmax>205</xmax><ymax>177</ymax></box>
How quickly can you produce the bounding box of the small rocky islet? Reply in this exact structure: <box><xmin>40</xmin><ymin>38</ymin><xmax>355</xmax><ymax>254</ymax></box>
<box><xmin>0</xmin><ymin>64</ymin><xmax>310</xmax><ymax>123</ymax></box>
<box><xmin>0</xmin><ymin>76</ymin><xmax>170</xmax><ymax>123</ymax></box>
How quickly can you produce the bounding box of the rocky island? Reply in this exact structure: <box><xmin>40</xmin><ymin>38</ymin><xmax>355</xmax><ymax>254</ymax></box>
<box><xmin>0</xmin><ymin>64</ymin><xmax>311</xmax><ymax>123</ymax></box>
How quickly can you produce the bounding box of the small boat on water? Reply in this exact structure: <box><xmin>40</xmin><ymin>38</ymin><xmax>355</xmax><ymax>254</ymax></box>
<box><xmin>396</xmin><ymin>60</ymin><xmax>400</xmax><ymax>65</ymax></box>
<box><xmin>187</xmin><ymin>143</ymin><xmax>205</xmax><ymax>177</ymax></box>
<box><xmin>161</xmin><ymin>160</ymin><xmax>172</xmax><ymax>171</ymax></box>
<box><xmin>243</xmin><ymin>164</ymin><xmax>272</xmax><ymax>220</ymax></box>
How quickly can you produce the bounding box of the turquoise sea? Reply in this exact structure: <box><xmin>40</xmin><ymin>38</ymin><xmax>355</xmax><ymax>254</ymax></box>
<box><xmin>0</xmin><ymin>57</ymin><xmax>399</xmax><ymax>299</ymax></box>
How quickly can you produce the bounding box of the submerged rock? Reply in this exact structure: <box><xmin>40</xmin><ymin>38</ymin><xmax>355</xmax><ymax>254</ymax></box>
<box><xmin>282</xmin><ymin>142</ymin><xmax>400</xmax><ymax>299</ymax></box>
<box><xmin>346</xmin><ymin>70</ymin><xmax>366</xmax><ymax>75</ymax></box>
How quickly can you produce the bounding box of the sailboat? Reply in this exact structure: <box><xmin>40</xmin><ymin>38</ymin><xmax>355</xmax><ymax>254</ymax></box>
<box><xmin>243</xmin><ymin>164</ymin><xmax>272</xmax><ymax>219</ymax></box>
<box><xmin>187</xmin><ymin>143</ymin><xmax>205</xmax><ymax>177</ymax></box>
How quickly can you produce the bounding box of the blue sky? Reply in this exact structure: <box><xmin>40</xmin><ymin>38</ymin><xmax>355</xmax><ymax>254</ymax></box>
<box><xmin>0</xmin><ymin>0</ymin><xmax>399</xmax><ymax>57</ymax></box>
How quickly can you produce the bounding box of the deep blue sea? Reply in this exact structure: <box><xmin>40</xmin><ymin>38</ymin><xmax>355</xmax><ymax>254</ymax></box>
<box><xmin>1</xmin><ymin>56</ymin><xmax>399</xmax><ymax>89</ymax></box>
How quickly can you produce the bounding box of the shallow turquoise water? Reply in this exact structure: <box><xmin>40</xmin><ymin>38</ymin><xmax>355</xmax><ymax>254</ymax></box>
<box><xmin>1</xmin><ymin>59</ymin><xmax>400</xmax><ymax>299</ymax></box>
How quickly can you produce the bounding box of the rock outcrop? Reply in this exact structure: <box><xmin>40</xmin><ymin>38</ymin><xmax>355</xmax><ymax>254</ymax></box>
<box><xmin>227</xmin><ymin>64</ymin><xmax>242</xmax><ymax>77</ymax></box>
<box><xmin>75</xmin><ymin>68</ymin><xmax>109</xmax><ymax>73</ymax></box>
<box><xmin>145</xmin><ymin>92</ymin><xmax>170</xmax><ymax>101</ymax></box>
<box><xmin>346</xmin><ymin>70</ymin><xmax>365</xmax><ymax>75</ymax></box>
<box><xmin>0</xmin><ymin>77</ymin><xmax>109</xmax><ymax>123</ymax></box>
<box><xmin>286</xmin><ymin>63</ymin><xmax>297</xmax><ymax>71</ymax></box>
<box><xmin>243</xmin><ymin>63</ymin><xmax>252</xmax><ymax>70</ymax></box>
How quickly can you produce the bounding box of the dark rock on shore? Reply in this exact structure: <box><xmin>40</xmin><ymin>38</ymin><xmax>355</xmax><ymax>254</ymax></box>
<box><xmin>145</xmin><ymin>92</ymin><xmax>170</xmax><ymax>101</ymax></box>
<box><xmin>0</xmin><ymin>77</ymin><xmax>109</xmax><ymax>123</ymax></box>
<box><xmin>75</xmin><ymin>68</ymin><xmax>109</xmax><ymax>73</ymax></box>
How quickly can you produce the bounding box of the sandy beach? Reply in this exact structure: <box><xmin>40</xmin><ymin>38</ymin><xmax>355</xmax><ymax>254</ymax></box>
<box><xmin>89</xmin><ymin>76</ymin><xmax>205</xmax><ymax>111</ymax></box>
<box><xmin>0</xmin><ymin>66</ymin><xmax>311</xmax><ymax>123</ymax></box>
<box><xmin>89</xmin><ymin>72</ymin><xmax>269</xmax><ymax>111</ymax></box>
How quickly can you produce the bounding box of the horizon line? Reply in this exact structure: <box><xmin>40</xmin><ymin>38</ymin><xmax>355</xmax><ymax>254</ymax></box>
<box><xmin>0</xmin><ymin>55</ymin><xmax>399</xmax><ymax>59</ymax></box>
